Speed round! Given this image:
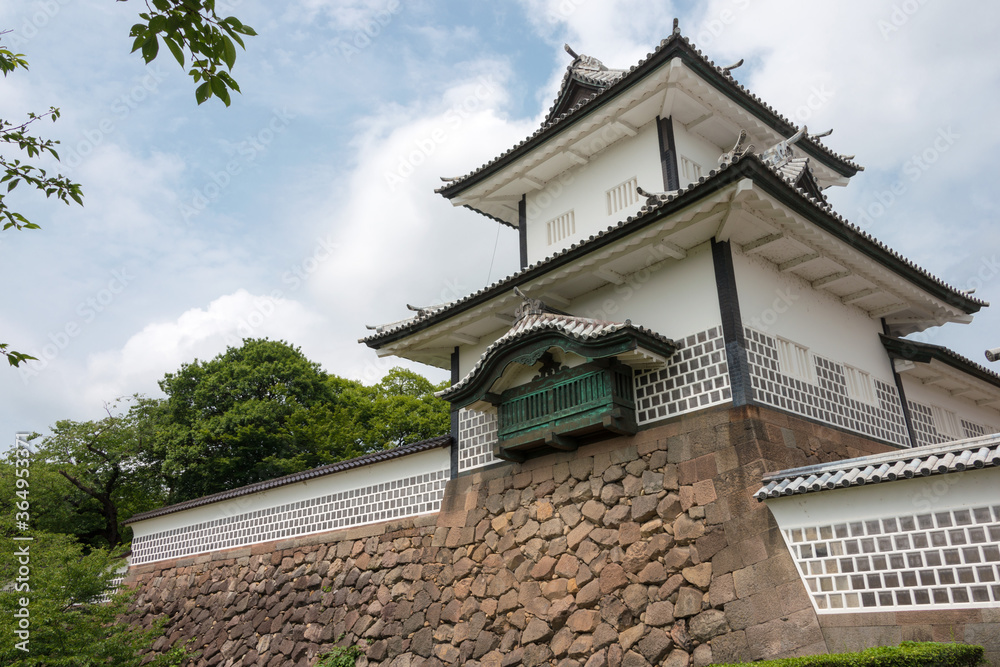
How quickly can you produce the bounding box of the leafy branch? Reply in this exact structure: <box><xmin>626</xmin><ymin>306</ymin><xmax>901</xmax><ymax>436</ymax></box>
<box><xmin>0</xmin><ymin>3</ymin><xmax>256</xmax><ymax>368</ymax></box>
<box><xmin>1</xmin><ymin>35</ymin><xmax>83</xmax><ymax>365</ymax></box>
<box><xmin>128</xmin><ymin>0</ymin><xmax>257</xmax><ymax>106</ymax></box>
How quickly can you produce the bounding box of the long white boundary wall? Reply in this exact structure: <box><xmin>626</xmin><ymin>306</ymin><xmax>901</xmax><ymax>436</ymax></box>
<box><xmin>130</xmin><ymin>446</ymin><xmax>451</xmax><ymax>565</ymax></box>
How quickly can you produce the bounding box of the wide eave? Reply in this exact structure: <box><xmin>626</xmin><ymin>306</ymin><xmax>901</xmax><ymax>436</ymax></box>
<box><xmin>363</xmin><ymin>155</ymin><xmax>984</xmax><ymax>367</ymax></box>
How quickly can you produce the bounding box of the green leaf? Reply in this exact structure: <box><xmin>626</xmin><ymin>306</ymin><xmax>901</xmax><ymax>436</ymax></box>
<box><xmin>222</xmin><ymin>35</ymin><xmax>237</xmax><ymax>70</ymax></box>
<box><xmin>218</xmin><ymin>71</ymin><xmax>240</xmax><ymax>93</ymax></box>
<box><xmin>195</xmin><ymin>81</ymin><xmax>212</xmax><ymax>105</ymax></box>
<box><xmin>141</xmin><ymin>36</ymin><xmax>159</xmax><ymax>63</ymax></box>
<box><xmin>147</xmin><ymin>14</ymin><xmax>167</xmax><ymax>34</ymax></box>
<box><xmin>210</xmin><ymin>76</ymin><xmax>231</xmax><ymax>106</ymax></box>
<box><xmin>164</xmin><ymin>37</ymin><xmax>185</xmax><ymax>67</ymax></box>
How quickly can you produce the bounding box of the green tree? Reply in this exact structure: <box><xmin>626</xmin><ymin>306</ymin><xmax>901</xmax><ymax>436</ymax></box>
<box><xmin>0</xmin><ymin>519</ymin><xmax>191</xmax><ymax>665</ymax></box>
<box><xmin>148</xmin><ymin>338</ymin><xmax>336</xmax><ymax>502</ymax></box>
<box><xmin>281</xmin><ymin>369</ymin><xmax>451</xmax><ymax>473</ymax></box>
<box><xmin>146</xmin><ymin>339</ymin><xmax>453</xmax><ymax>504</ymax></box>
<box><xmin>2</xmin><ymin>2</ymin><xmax>256</xmax><ymax>365</ymax></box>
<box><xmin>0</xmin><ymin>402</ymin><xmax>166</xmax><ymax>549</ymax></box>
<box><xmin>364</xmin><ymin>368</ymin><xmax>452</xmax><ymax>448</ymax></box>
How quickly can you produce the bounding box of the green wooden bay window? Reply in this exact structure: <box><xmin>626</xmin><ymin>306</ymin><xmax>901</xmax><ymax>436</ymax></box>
<box><xmin>439</xmin><ymin>298</ymin><xmax>677</xmax><ymax>464</ymax></box>
<box><xmin>493</xmin><ymin>360</ymin><xmax>637</xmax><ymax>461</ymax></box>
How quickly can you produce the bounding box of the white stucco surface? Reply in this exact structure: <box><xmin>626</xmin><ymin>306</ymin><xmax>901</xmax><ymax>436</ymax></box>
<box><xmin>130</xmin><ymin>446</ymin><xmax>451</xmax><ymax>541</ymax></box>
<box><xmin>732</xmin><ymin>246</ymin><xmax>894</xmax><ymax>386</ymax></box>
<box><xmin>901</xmin><ymin>375</ymin><xmax>1000</xmax><ymax>431</ymax></box>
<box><xmin>571</xmin><ymin>241</ymin><xmax>722</xmax><ymax>340</ymax></box>
<box><xmin>524</xmin><ymin>120</ymin><xmax>663</xmax><ymax>265</ymax></box>
<box><xmin>766</xmin><ymin>467</ymin><xmax>1000</xmax><ymax>528</ymax></box>
<box><xmin>671</xmin><ymin>121</ymin><xmax>725</xmax><ymax>188</ymax></box>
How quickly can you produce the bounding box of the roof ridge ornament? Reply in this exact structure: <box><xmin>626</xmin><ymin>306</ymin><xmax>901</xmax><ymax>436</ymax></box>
<box><xmin>513</xmin><ymin>286</ymin><xmax>547</xmax><ymax>322</ymax></box>
<box><xmin>759</xmin><ymin>125</ymin><xmax>807</xmax><ymax>169</ymax></box>
<box><xmin>636</xmin><ymin>185</ymin><xmax>679</xmax><ymax>206</ymax></box>
<box><xmin>987</xmin><ymin>347</ymin><xmax>1000</xmax><ymax>362</ymax></box>
<box><xmin>721</xmin><ymin>58</ymin><xmax>743</xmax><ymax>75</ymax></box>
<box><xmin>719</xmin><ymin>129</ymin><xmax>755</xmax><ymax>167</ymax></box>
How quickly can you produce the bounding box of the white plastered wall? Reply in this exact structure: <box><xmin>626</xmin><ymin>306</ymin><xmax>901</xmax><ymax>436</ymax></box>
<box><xmin>524</xmin><ymin>120</ymin><xmax>663</xmax><ymax>265</ymax></box>
<box><xmin>670</xmin><ymin>121</ymin><xmax>726</xmax><ymax>188</ymax></box>
<box><xmin>766</xmin><ymin>467</ymin><xmax>1000</xmax><ymax>528</ymax></box>
<box><xmin>732</xmin><ymin>246</ymin><xmax>895</xmax><ymax>386</ymax></box>
<box><xmin>456</xmin><ymin>243</ymin><xmax>721</xmax><ymax>382</ymax></box>
<box><xmin>130</xmin><ymin>446</ymin><xmax>451</xmax><ymax>542</ymax></box>
<box><xmin>766</xmin><ymin>468</ymin><xmax>1000</xmax><ymax>613</ymax></box>
<box><xmin>458</xmin><ymin>336</ymin><xmax>494</xmax><ymax>379</ymax></box>
<box><xmin>901</xmin><ymin>376</ymin><xmax>1000</xmax><ymax>432</ymax></box>
<box><xmin>570</xmin><ymin>241</ymin><xmax>722</xmax><ymax>340</ymax></box>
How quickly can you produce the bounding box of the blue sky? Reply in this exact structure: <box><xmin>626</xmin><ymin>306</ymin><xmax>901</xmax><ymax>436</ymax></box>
<box><xmin>2</xmin><ymin>0</ymin><xmax>999</xmax><ymax>437</ymax></box>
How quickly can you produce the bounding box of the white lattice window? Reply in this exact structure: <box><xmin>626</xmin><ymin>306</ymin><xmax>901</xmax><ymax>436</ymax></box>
<box><xmin>606</xmin><ymin>177</ymin><xmax>639</xmax><ymax>216</ymax></box>
<box><xmin>785</xmin><ymin>505</ymin><xmax>1000</xmax><ymax>613</ymax></box>
<box><xmin>932</xmin><ymin>406</ymin><xmax>963</xmax><ymax>441</ymax></box>
<box><xmin>845</xmin><ymin>366</ymin><xmax>876</xmax><ymax>405</ymax></box>
<box><xmin>680</xmin><ymin>156</ymin><xmax>703</xmax><ymax>182</ymax></box>
<box><xmin>777</xmin><ymin>338</ymin><xmax>814</xmax><ymax>383</ymax></box>
<box><xmin>546</xmin><ymin>210</ymin><xmax>576</xmax><ymax>245</ymax></box>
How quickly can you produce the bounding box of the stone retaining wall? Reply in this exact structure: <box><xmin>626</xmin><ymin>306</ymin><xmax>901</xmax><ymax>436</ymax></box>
<box><xmin>128</xmin><ymin>405</ymin><xmax>988</xmax><ymax>667</ymax></box>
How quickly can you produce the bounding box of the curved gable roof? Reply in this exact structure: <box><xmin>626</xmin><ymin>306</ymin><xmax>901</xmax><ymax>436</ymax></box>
<box><xmin>437</xmin><ymin>29</ymin><xmax>861</xmax><ymax>202</ymax></box>
<box><xmin>439</xmin><ymin>311</ymin><xmax>676</xmax><ymax>408</ymax></box>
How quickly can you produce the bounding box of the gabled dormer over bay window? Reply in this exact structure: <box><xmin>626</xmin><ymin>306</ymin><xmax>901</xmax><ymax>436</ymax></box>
<box><xmin>438</xmin><ymin>290</ymin><xmax>676</xmax><ymax>462</ymax></box>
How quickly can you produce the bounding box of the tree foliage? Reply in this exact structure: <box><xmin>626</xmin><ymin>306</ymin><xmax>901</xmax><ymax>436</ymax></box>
<box><xmin>127</xmin><ymin>0</ymin><xmax>257</xmax><ymax>107</ymax></box>
<box><xmin>145</xmin><ymin>338</ymin><xmax>451</xmax><ymax>505</ymax></box>
<box><xmin>148</xmin><ymin>338</ymin><xmax>335</xmax><ymax>502</ymax></box>
<box><xmin>2</xmin><ymin>340</ymin><xmax>452</xmax><ymax>546</ymax></box>
<box><xmin>0</xmin><ymin>404</ymin><xmax>166</xmax><ymax>549</ymax></box>
<box><xmin>0</xmin><ymin>519</ymin><xmax>192</xmax><ymax>665</ymax></box>
<box><xmin>1</xmin><ymin>2</ymin><xmax>256</xmax><ymax>366</ymax></box>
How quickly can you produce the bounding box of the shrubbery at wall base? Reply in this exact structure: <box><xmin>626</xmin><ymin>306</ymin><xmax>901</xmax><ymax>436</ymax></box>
<box><xmin>710</xmin><ymin>642</ymin><xmax>985</xmax><ymax>667</ymax></box>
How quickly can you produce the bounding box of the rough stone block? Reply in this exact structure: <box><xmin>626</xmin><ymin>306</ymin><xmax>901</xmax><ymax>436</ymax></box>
<box><xmin>645</xmin><ymin>600</ymin><xmax>675</xmax><ymax>627</ymax></box>
<box><xmin>674</xmin><ymin>587</ymin><xmax>703</xmax><ymax>618</ymax></box>
<box><xmin>637</xmin><ymin>627</ymin><xmax>672</xmax><ymax>663</ymax></box>
<box><xmin>708</xmin><ymin>630</ymin><xmax>748</xmax><ymax>665</ymax></box>
<box><xmin>745</xmin><ymin>609</ymin><xmax>825</xmax><ymax>661</ymax></box>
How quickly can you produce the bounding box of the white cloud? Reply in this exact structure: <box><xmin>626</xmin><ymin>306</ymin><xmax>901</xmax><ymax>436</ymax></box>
<box><xmin>79</xmin><ymin>290</ymin><xmax>327</xmax><ymax>405</ymax></box>
<box><xmin>304</xmin><ymin>64</ymin><xmax>530</xmax><ymax>334</ymax></box>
